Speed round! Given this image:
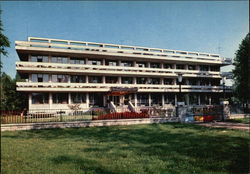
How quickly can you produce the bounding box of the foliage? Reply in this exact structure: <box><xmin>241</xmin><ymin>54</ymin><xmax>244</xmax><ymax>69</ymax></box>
<box><xmin>0</xmin><ymin>72</ymin><xmax>28</xmax><ymax>110</ymax></box>
<box><xmin>1</xmin><ymin>123</ymin><xmax>249</xmax><ymax>174</ymax></box>
<box><xmin>0</xmin><ymin>9</ymin><xmax>10</xmax><ymax>57</ymax></box>
<box><xmin>232</xmin><ymin>33</ymin><xmax>250</xmax><ymax>105</ymax></box>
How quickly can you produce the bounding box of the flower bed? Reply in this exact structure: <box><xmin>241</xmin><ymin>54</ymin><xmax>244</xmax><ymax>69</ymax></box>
<box><xmin>93</xmin><ymin>112</ymin><xmax>149</xmax><ymax>120</ymax></box>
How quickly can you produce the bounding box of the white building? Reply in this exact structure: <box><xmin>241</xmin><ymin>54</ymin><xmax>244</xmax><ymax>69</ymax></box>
<box><xmin>15</xmin><ymin>37</ymin><xmax>232</xmax><ymax>111</ymax></box>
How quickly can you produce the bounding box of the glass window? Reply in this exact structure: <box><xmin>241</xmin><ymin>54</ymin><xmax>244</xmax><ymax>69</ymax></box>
<box><xmin>71</xmin><ymin>75</ymin><xmax>85</xmax><ymax>83</ymax></box>
<box><xmin>30</xmin><ymin>55</ymin><xmax>48</xmax><ymax>62</ymax></box>
<box><xmin>71</xmin><ymin>93</ymin><xmax>86</xmax><ymax>103</ymax></box>
<box><xmin>137</xmin><ymin>77</ymin><xmax>147</xmax><ymax>84</ymax></box>
<box><xmin>121</xmin><ymin>61</ymin><xmax>133</xmax><ymax>67</ymax></box>
<box><xmin>164</xmin><ymin>78</ymin><xmax>173</xmax><ymax>85</ymax></box>
<box><xmin>188</xmin><ymin>65</ymin><xmax>196</xmax><ymax>70</ymax></box>
<box><xmin>106</xmin><ymin>76</ymin><xmax>118</xmax><ymax>83</ymax></box>
<box><xmin>89</xmin><ymin>76</ymin><xmax>102</xmax><ymax>83</ymax></box>
<box><xmin>51</xmin><ymin>57</ymin><xmax>68</xmax><ymax>64</ymax></box>
<box><xmin>148</xmin><ymin>78</ymin><xmax>160</xmax><ymax>84</ymax></box>
<box><xmin>32</xmin><ymin>93</ymin><xmax>49</xmax><ymax>104</ymax></box>
<box><xmin>150</xmin><ymin>63</ymin><xmax>160</xmax><ymax>68</ymax></box>
<box><xmin>200</xmin><ymin>65</ymin><xmax>209</xmax><ymax>71</ymax></box>
<box><xmin>122</xmin><ymin>77</ymin><xmax>133</xmax><ymax>84</ymax></box>
<box><xmin>52</xmin><ymin>93</ymin><xmax>68</xmax><ymax>104</ymax></box>
<box><xmin>176</xmin><ymin>64</ymin><xmax>185</xmax><ymax>69</ymax></box>
<box><xmin>164</xmin><ymin>64</ymin><xmax>173</xmax><ymax>69</ymax></box>
<box><xmin>137</xmin><ymin>93</ymin><xmax>149</xmax><ymax>106</ymax></box>
<box><xmin>136</xmin><ymin>62</ymin><xmax>147</xmax><ymax>68</ymax></box>
<box><xmin>164</xmin><ymin>93</ymin><xmax>175</xmax><ymax>105</ymax></box>
<box><xmin>51</xmin><ymin>75</ymin><xmax>69</xmax><ymax>83</ymax></box>
<box><xmin>105</xmin><ymin>60</ymin><xmax>117</xmax><ymax>66</ymax></box>
<box><xmin>88</xmin><ymin>59</ymin><xmax>102</xmax><ymax>65</ymax></box>
<box><xmin>31</xmin><ymin>74</ymin><xmax>49</xmax><ymax>82</ymax></box>
<box><xmin>70</xmin><ymin>58</ymin><xmax>85</xmax><ymax>64</ymax></box>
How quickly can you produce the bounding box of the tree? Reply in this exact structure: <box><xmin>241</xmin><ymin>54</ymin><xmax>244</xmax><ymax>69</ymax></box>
<box><xmin>0</xmin><ymin>9</ymin><xmax>10</xmax><ymax>56</ymax></box>
<box><xmin>232</xmin><ymin>33</ymin><xmax>250</xmax><ymax>112</ymax></box>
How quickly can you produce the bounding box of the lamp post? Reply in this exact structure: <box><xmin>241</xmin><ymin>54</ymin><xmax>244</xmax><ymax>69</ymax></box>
<box><xmin>176</xmin><ymin>73</ymin><xmax>183</xmax><ymax>117</ymax></box>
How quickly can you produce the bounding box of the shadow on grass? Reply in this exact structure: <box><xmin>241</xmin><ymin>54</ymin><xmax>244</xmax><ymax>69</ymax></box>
<box><xmin>2</xmin><ymin>123</ymin><xmax>249</xmax><ymax>173</ymax></box>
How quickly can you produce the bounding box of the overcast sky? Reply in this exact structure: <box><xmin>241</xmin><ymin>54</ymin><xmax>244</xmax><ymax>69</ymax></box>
<box><xmin>1</xmin><ymin>1</ymin><xmax>249</xmax><ymax>85</ymax></box>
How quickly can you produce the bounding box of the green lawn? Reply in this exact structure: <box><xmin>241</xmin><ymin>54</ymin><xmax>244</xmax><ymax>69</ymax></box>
<box><xmin>226</xmin><ymin>117</ymin><xmax>250</xmax><ymax>124</ymax></box>
<box><xmin>1</xmin><ymin>123</ymin><xmax>249</xmax><ymax>174</ymax></box>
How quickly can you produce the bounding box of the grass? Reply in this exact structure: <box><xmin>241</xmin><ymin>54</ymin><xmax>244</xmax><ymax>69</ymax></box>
<box><xmin>1</xmin><ymin>123</ymin><xmax>249</xmax><ymax>174</ymax></box>
<box><xmin>226</xmin><ymin>117</ymin><xmax>250</xmax><ymax>124</ymax></box>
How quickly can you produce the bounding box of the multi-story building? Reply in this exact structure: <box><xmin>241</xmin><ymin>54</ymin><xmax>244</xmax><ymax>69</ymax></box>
<box><xmin>15</xmin><ymin>37</ymin><xmax>232</xmax><ymax>111</ymax></box>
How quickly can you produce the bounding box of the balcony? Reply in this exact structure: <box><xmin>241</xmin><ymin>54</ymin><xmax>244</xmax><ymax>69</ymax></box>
<box><xmin>15</xmin><ymin>37</ymin><xmax>227</xmax><ymax>65</ymax></box>
<box><xmin>16</xmin><ymin>82</ymin><xmax>232</xmax><ymax>93</ymax></box>
<box><xmin>16</xmin><ymin>61</ymin><xmax>222</xmax><ymax>78</ymax></box>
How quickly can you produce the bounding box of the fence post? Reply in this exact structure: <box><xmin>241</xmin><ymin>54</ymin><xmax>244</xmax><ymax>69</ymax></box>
<box><xmin>60</xmin><ymin>110</ymin><xmax>63</xmax><ymax>122</ymax></box>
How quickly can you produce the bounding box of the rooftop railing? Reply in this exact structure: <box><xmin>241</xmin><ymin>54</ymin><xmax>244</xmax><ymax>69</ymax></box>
<box><xmin>15</xmin><ymin>37</ymin><xmax>232</xmax><ymax>64</ymax></box>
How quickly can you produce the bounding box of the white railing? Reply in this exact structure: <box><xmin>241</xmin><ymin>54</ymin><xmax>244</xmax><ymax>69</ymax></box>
<box><xmin>16</xmin><ymin>82</ymin><xmax>232</xmax><ymax>92</ymax></box>
<box><xmin>16</xmin><ymin>61</ymin><xmax>221</xmax><ymax>78</ymax></box>
<box><xmin>15</xmin><ymin>37</ymin><xmax>230</xmax><ymax>64</ymax></box>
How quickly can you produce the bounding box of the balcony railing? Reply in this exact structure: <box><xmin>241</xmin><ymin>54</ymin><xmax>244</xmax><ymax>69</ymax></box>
<box><xmin>16</xmin><ymin>82</ymin><xmax>232</xmax><ymax>93</ymax></box>
<box><xmin>16</xmin><ymin>61</ymin><xmax>221</xmax><ymax>78</ymax></box>
<box><xmin>15</xmin><ymin>37</ymin><xmax>228</xmax><ymax>64</ymax></box>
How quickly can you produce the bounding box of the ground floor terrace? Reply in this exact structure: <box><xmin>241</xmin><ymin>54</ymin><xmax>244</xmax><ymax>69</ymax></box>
<box><xmin>28</xmin><ymin>92</ymin><xmax>222</xmax><ymax>110</ymax></box>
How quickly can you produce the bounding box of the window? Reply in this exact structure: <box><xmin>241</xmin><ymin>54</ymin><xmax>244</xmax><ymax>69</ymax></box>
<box><xmin>164</xmin><ymin>93</ymin><xmax>175</xmax><ymax>105</ymax></box>
<box><xmin>188</xmin><ymin>65</ymin><xmax>196</xmax><ymax>70</ymax></box>
<box><xmin>106</xmin><ymin>76</ymin><xmax>118</xmax><ymax>83</ymax></box>
<box><xmin>89</xmin><ymin>76</ymin><xmax>102</xmax><ymax>83</ymax></box>
<box><xmin>31</xmin><ymin>55</ymin><xmax>48</xmax><ymax>62</ymax></box>
<box><xmin>137</xmin><ymin>93</ymin><xmax>149</xmax><ymax>106</ymax></box>
<box><xmin>210</xmin><ymin>66</ymin><xmax>220</xmax><ymax>72</ymax></box>
<box><xmin>122</xmin><ymin>77</ymin><xmax>133</xmax><ymax>84</ymax></box>
<box><xmin>70</xmin><ymin>58</ymin><xmax>85</xmax><ymax>64</ymax></box>
<box><xmin>106</xmin><ymin>60</ymin><xmax>117</xmax><ymax>66</ymax></box>
<box><xmin>150</xmin><ymin>63</ymin><xmax>160</xmax><ymax>68</ymax></box>
<box><xmin>164</xmin><ymin>78</ymin><xmax>173</xmax><ymax>85</ymax></box>
<box><xmin>137</xmin><ymin>77</ymin><xmax>147</xmax><ymax>84</ymax></box>
<box><xmin>121</xmin><ymin>61</ymin><xmax>133</xmax><ymax>67</ymax></box>
<box><xmin>136</xmin><ymin>62</ymin><xmax>147</xmax><ymax>68</ymax></box>
<box><xmin>31</xmin><ymin>74</ymin><xmax>49</xmax><ymax>82</ymax></box>
<box><xmin>32</xmin><ymin>93</ymin><xmax>49</xmax><ymax>104</ymax></box>
<box><xmin>52</xmin><ymin>93</ymin><xmax>68</xmax><ymax>104</ymax></box>
<box><xmin>52</xmin><ymin>75</ymin><xmax>69</xmax><ymax>83</ymax></box>
<box><xmin>51</xmin><ymin>56</ymin><xmax>68</xmax><ymax>64</ymax></box>
<box><xmin>71</xmin><ymin>93</ymin><xmax>86</xmax><ymax>103</ymax></box>
<box><xmin>71</xmin><ymin>75</ymin><xmax>85</xmax><ymax>83</ymax></box>
<box><xmin>88</xmin><ymin>59</ymin><xmax>102</xmax><ymax>65</ymax></box>
<box><xmin>164</xmin><ymin>64</ymin><xmax>172</xmax><ymax>69</ymax></box>
<box><xmin>151</xmin><ymin>93</ymin><xmax>162</xmax><ymax>106</ymax></box>
<box><xmin>148</xmin><ymin>78</ymin><xmax>160</xmax><ymax>84</ymax></box>
<box><xmin>200</xmin><ymin>65</ymin><xmax>209</xmax><ymax>71</ymax></box>
<box><xmin>176</xmin><ymin>64</ymin><xmax>185</xmax><ymax>69</ymax></box>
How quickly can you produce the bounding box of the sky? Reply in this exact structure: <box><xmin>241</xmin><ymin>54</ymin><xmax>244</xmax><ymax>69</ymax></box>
<box><xmin>1</xmin><ymin>1</ymin><xmax>249</xmax><ymax>85</ymax></box>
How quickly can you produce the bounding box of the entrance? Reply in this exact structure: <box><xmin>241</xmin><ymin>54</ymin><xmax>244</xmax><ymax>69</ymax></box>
<box><xmin>108</xmin><ymin>96</ymin><xmax>120</xmax><ymax>106</ymax></box>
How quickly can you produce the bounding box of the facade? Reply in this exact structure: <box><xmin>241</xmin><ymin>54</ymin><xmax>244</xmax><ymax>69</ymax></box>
<box><xmin>15</xmin><ymin>37</ymin><xmax>232</xmax><ymax>111</ymax></box>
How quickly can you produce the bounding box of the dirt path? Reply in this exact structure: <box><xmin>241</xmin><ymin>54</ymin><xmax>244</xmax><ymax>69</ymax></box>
<box><xmin>197</xmin><ymin>122</ymin><xmax>250</xmax><ymax>131</ymax></box>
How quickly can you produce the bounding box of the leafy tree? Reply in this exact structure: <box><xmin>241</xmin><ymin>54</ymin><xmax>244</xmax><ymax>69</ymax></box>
<box><xmin>232</xmin><ymin>33</ymin><xmax>250</xmax><ymax>112</ymax></box>
<box><xmin>0</xmin><ymin>9</ymin><xmax>10</xmax><ymax>56</ymax></box>
<box><xmin>0</xmin><ymin>73</ymin><xmax>28</xmax><ymax>111</ymax></box>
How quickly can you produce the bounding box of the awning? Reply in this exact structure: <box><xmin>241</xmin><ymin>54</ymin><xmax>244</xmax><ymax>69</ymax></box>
<box><xmin>106</xmin><ymin>87</ymin><xmax>138</xmax><ymax>96</ymax></box>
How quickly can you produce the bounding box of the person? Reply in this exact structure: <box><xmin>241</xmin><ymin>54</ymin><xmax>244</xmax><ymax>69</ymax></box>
<box><xmin>21</xmin><ymin>108</ymin><xmax>27</xmax><ymax>118</ymax></box>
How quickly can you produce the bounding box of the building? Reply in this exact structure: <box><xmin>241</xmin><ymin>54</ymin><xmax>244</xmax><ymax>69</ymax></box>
<box><xmin>15</xmin><ymin>37</ymin><xmax>232</xmax><ymax>111</ymax></box>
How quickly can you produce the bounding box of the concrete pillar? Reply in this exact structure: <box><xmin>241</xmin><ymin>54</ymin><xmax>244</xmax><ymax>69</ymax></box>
<box><xmin>196</xmin><ymin>65</ymin><xmax>200</xmax><ymax>71</ymax></box>
<box><xmin>118</xmin><ymin>76</ymin><xmax>122</xmax><ymax>84</ymax></box>
<box><xmin>102</xmin><ymin>76</ymin><xmax>106</xmax><ymax>84</ymax></box>
<box><xmin>186</xmin><ymin>94</ymin><xmax>190</xmax><ymax>105</ymax></box>
<box><xmin>149</xmin><ymin>93</ymin><xmax>151</xmax><ymax>106</ymax></box>
<box><xmin>102</xmin><ymin>59</ymin><xmax>105</xmax><ymax>65</ymax></box>
<box><xmin>161</xmin><ymin>63</ymin><xmax>164</xmax><ymax>69</ymax></box>
<box><xmin>147</xmin><ymin>62</ymin><xmax>151</xmax><ymax>68</ymax></box>
<box><xmin>209</xmin><ymin>95</ymin><xmax>212</xmax><ymax>105</ymax></box>
<box><xmin>49</xmin><ymin>93</ymin><xmax>53</xmax><ymax>109</ymax></box>
<box><xmin>86</xmin><ymin>93</ymin><xmax>89</xmax><ymax>108</ymax></box>
<box><xmin>162</xmin><ymin>94</ymin><xmax>165</xmax><ymax>107</ymax></box>
<box><xmin>161</xmin><ymin>78</ymin><xmax>164</xmax><ymax>85</ymax></box>
<box><xmin>118</xmin><ymin>60</ymin><xmax>121</xmax><ymax>66</ymax></box>
<box><xmin>85</xmin><ymin>58</ymin><xmax>88</xmax><ymax>65</ymax></box>
<box><xmin>86</xmin><ymin>75</ymin><xmax>89</xmax><ymax>83</ymax></box>
<box><xmin>29</xmin><ymin>93</ymin><xmax>32</xmax><ymax>108</ymax></box>
<box><xmin>133</xmin><ymin>77</ymin><xmax>137</xmax><ymax>84</ymax></box>
<box><xmin>133</xmin><ymin>61</ymin><xmax>136</xmax><ymax>67</ymax></box>
<box><xmin>68</xmin><ymin>93</ymin><xmax>71</xmax><ymax>104</ymax></box>
<box><xmin>103</xmin><ymin>95</ymin><xmax>106</xmax><ymax>107</ymax></box>
<box><xmin>185</xmin><ymin>64</ymin><xmax>189</xmax><ymax>70</ymax></box>
<box><xmin>134</xmin><ymin>93</ymin><xmax>137</xmax><ymax>107</ymax></box>
<box><xmin>173</xmin><ymin>64</ymin><xmax>176</xmax><ymax>69</ymax></box>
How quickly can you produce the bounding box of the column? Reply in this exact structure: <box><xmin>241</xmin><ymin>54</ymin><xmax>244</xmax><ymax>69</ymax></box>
<box><xmin>85</xmin><ymin>58</ymin><xmax>88</xmax><ymax>65</ymax></box>
<box><xmin>185</xmin><ymin>64</ymin><xmax>189</xmax><ymax>70</ymax></box>
<box><xmin>147</xmin><ymin>62</ymin><xmax>151</xmax><ymax>68</ymax></box>
<box><xmin>86</xmin><ymin>75</ymin><xmax>89</xmax><ymax>83</ymax></box>
<box><xmin>196</xmin><ymin>65</ymin><xmax>200</xmax><ymax>71</ymax></box>
<box><xmin>161</xmin><ymin>78</ymin><xmax>164</xmax><ymax>85</ymax></box>
<box><xmin>198</xmin><ymin>94</ymin><xmax>201</xmax><ymax>105</ymax></box>
<box><xmin>186</xmin><ymin>94</ymin><xmax>190</xmax><ymax>105</ymax></box>
<box><xmin>175</xmin><ymin>94</ymin><xmax>177</xmax><ymax>106</ymax></box>
<box><xmin>173</xmin><ymin>64</ymin><xmax>176</xmax><ymax>69</ymax></box>
<box><xmin>162</xmin><ymin>94</ymin><xmax>165</xmax><ymax>107</ymax></box>
<box><xmin>161</xmin><ymin>63</ymin><xmax>164</xmax><ymax>69</ymax></box>
<box><xmin>103</xmin><ymin>95</ymin><xmax>106</xmax><ymax>107</ymax></box>
<box><xmin>134</xmin><ymin>93</ymin><xmax>137</xmax><ymax>107</ymax></box>
<box><xmin>68</xmin><ymin>93</ymin><xmax>71</xmax><ymax>104</ymax></box>
<box><xmin>209</xmin><ymin>95</ymin><xmax>212</xmax><ymax>105</ymax></box>
<box><xmin>133</xmin><ymin>77</ymin><xmax>137</xmax><ymax>84</ymax></box>
<box><xmin>49</xmin><ymin>93</ymin><xmax>53</xmax><ymax>109</ymax></box>
<box><xmin>102</xmin><ymin>59</ymin><xmax>105</xmax><ymax>65</ymax></box>
<box><xmin>86</xmin><ymin>93</ymin><xmax>89</xmax><ymax>108</ymax></box>
<box><xmin>118</xmin><ymin>76</ymin><xmax>122</xmax><ymax>84</ymax></box>
<box><xmin>102</xmin><ymin>76</ymin><xmax>106</xmax><ymax>84</ymax></box>
<box><xmin>118</xmin><ymin>60</ymin><xmax>121</xmax><ymax>66</ymax></box>
<box><xmin>148</xmin><ymin>93</ymin><xmax>151</xmax><ymax>106</ymax></box>
<box><xmin>29</xmin><ymin>93</ymin><xmax>32</xmax><ymax>108</ymax></box>
<box><xmin>133</xmin><ymin>61</ymin><xmax>136</xmax><ymax>67</ymax></box>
